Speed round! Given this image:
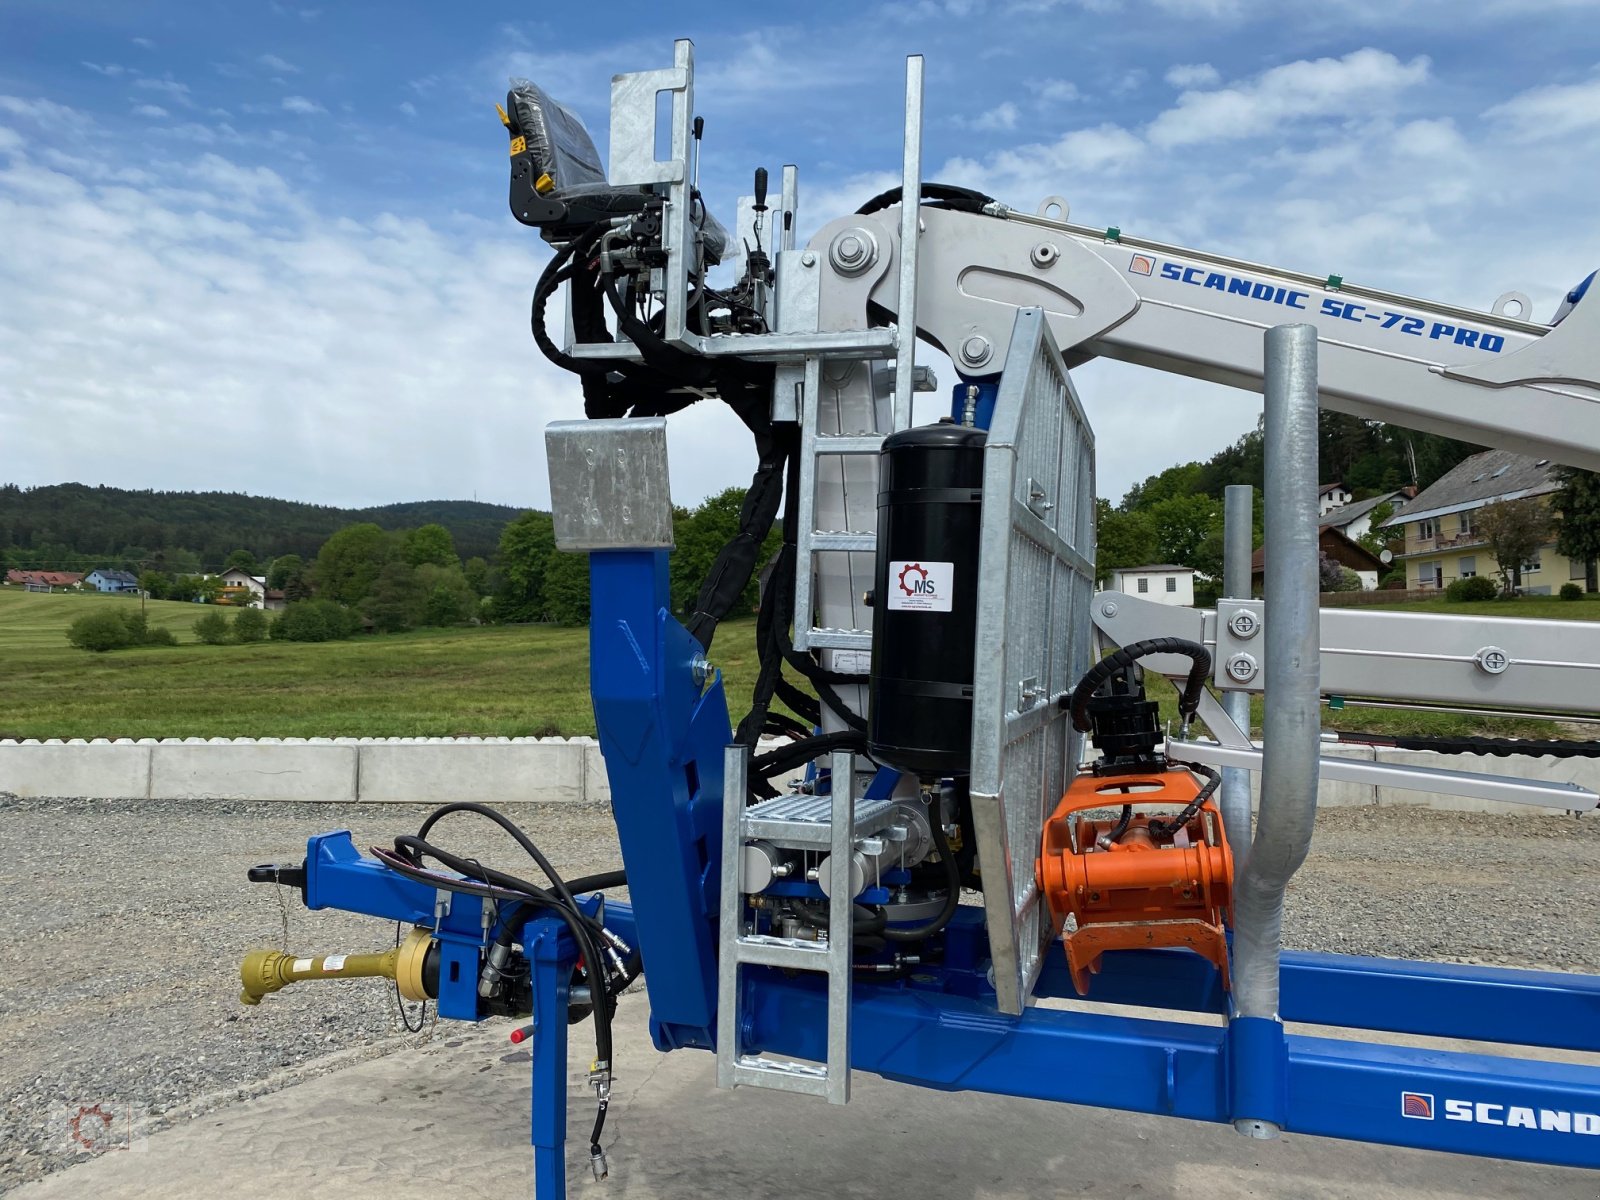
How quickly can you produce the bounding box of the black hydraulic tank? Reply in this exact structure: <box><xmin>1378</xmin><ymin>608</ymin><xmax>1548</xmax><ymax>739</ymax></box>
<box><xmin>867</xmin><ymin>422</ymin><xmax>987</xmax><ymax>778</ymax></box>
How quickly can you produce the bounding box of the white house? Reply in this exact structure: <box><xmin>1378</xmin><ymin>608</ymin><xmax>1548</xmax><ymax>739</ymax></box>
<box><xmin>217</xmin><ymin>568</ymin><xmax>267</xmax><ymax>607</ymax></box>
<box><xmin>1110</xmin><ymin>564</ymin><xmax>1195</xmax><ymax>606</ymax></box>
<box><xmin>1320</xmin><ymin>488</ymin><xmax>1412</xmax><ymax>543</ymax></box>
<box><xmin>1317</xmin><ymin>481</ymin><xmax>1352</xmax><ymax>516</ymax></box>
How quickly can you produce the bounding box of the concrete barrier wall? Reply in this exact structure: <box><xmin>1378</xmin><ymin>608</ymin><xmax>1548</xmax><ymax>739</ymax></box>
<box><xmin>0</xmin><ymin>737</ymin><xmax>607</xmax><ymax>804</ymax></box>
<box><xmin>1</xmin><ymin>737</ymin><xmax>1596</xmax><ymax>813</ymax></box>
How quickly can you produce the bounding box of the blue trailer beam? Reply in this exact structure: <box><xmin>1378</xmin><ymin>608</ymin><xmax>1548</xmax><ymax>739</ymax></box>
<box><xmin>738</xmin><ymin>970</ymin><xmax>1600</xmax><ymax>1168</ymax></box>
<box><xmin>1045</xmin><ymin>946</ymin><xmax>1600</xmax><ymax>1055</ymax></box>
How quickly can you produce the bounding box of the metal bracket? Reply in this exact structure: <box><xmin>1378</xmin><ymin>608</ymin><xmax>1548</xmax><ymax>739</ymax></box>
<box><xmin>545</xmin><ymin>418</ymin><xmax>675</xmax><ymax>551</ymax></box>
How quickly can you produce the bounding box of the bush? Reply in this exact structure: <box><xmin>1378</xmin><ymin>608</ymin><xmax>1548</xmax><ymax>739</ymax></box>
<box><xmin>193</xmin><ymin>609</ymin><xmax>231</xmax><ymax>645</ymax></box>
<box><xmin>67</xmin><ymin>609</ymin><xmax>135</xmax><ymax>652</ymax></box>
<box><xmin>270</xmin><ymin>599</ymin><xmax>359</xmax><ymax>643</ymax></box>
<box><xmin>233</xmin><ymin>607</ymin><xmax>269</xmax><ymax>642</ymax></box>
<box><xmin>1445</xmin><ymin>575</ymin><xmax>1498</xmax><ymax>602</ymax></box>
<box><xmin>1561</xmin><ymin>582</ymin><xmax>1585</xmax><ymax>601</ymax></box>
<box><xmin>67</xmin><ymin>607</ymin><xmax>179</xmax><ymax>652</ymax></box>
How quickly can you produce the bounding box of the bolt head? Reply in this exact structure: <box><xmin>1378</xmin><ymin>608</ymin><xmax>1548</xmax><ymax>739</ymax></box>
<box><xmin>1225</xmin><ymin>652</ymin><xmax>1259</xmax><ymax>683</ymax></box>
<box><xmin>1474</xmin><ymin>646</ymin><xmax>1510</xmax><ymax>675</ymax></box>
<box><xmin>838</xmin><ymin>234</ymin><xmax>863</xmax><ymax>261</ymax></box>
<box><xmin>801</xmin><ymin>251</ymin><xmax>817</xmax><ymax>267</ymax></box>
<box><xmin>1030</xmin><ymin>242</ymin><xmax>1060</xmax><ymax>268</ymax></box>
<box><xmin>960</xmin><ymin>335</ymin><xmax>993</xmax><ymax>366</ymax></box>
<box><xmin>1100</xmin><ymin>600</ymin><xmax>1119</xmax><ymax>618</ymax></box>
<box><xmin>1227</xmin><ymin>610</ymin><xmax>1260</xmax><ymax>640</ymax></box>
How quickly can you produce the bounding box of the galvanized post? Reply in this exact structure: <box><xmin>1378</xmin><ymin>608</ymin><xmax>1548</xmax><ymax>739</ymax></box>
<box><xmin>1220</xmin><ymin>483</ymin><xmax>1255</xmax><ymax>860</ymax></box>
<box><xmin>1230</xmin><ymin>324</ymin><xmax>1321</xmax><ymax>1139</ymax></box>
<box><xmin>892</xmin><ymin>55</ymin><xmax>924</xmax><ymax>433</ymax></box>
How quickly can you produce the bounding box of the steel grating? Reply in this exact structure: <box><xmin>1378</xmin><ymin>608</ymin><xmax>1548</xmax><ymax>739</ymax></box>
<box><xmin>969</xmin><ymin>307</ymin><xmax>1097</xmax><ymax>1015</ymax></box>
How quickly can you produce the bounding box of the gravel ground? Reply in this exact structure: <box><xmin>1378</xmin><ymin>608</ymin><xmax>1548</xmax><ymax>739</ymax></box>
<box><xmin>0</xmin><ymin>795</ymin><xmax>623</xmax><ymax>1193</ymax></box>
<box><xmin>3</xmin><ymin>794</ymin><xmax>1599</xmax><ymax>1194</ymax></box>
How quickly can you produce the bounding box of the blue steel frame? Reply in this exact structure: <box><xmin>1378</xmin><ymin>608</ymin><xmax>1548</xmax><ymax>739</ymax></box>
<box><xmin>287</xmin><ymin>543</ymin><xmax>1600</xmax><ymax>1197</ymax></box>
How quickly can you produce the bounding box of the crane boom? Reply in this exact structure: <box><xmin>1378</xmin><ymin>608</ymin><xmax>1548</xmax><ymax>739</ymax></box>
<box><xmin>851</xmin><ymin>205</ymin><xmax>1600</xmax><ymax>471</ymax></box>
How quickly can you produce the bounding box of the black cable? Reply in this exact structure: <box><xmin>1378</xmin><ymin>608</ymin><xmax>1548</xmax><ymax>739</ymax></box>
<box><xmin>1149</xmin><ymin>762</ymin><xmax>1222</xmax><ymax>839</ymax></box>
<box><xmin>394</xmin><ymin>920</ymin><xmax>427</xmax><ymax>1033</ymax></box>
<box><xmin>1068</xmin><ymin>638</ymin><xmax>1213</xmax><ymax>733</ymax></box>
<box><xmin>856</xmin><ymin>182</ymin><xmax>997</xmax><ymax>215</ymax></box>
<box><xmin>1328</xmin><ymin>730</ymin><xmax>1600</xmax><ymax>759</ymax></box>
<box><xmin>388</xmin><ymin>803</ymin><xmax>632</xmax><ymax>1161</ymax></box>
<box><xmin>1106</xmin><ymin>804</ymin><xmax>1134</xmax><ymax>844</ymax></box>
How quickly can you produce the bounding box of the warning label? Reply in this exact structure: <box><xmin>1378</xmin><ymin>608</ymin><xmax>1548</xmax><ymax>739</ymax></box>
<box><xmin>887</xmin><ymin>560</ymin><xmax>954</xmax><ymax>613</ymax></box>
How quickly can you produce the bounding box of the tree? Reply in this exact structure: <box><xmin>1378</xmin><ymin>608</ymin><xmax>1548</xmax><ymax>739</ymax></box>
<box><xmin>224</xmin><ymin>549</ymin><xmax>260</xmax><ymax>575</ymax></box>
<box><xmin>266</xmin><ymin>554</ymin><xmax>304</xmax><ymax>590</ymax></box>
<box><xmin>1477</xmin><ymin>497</ymin><xmax>1551</xmax><ymax>596</ymax></box>
<box><xmin>1146</xmin><ymin>494</ymin><xmax>1220</xmax><ymax>570</ymax></box>
<box><xmin>415</xmin><ymin>563</ymin><xmax>477</xmax><ymax>626</ymax></box>
<box><xmin>1554</xmin><ymin>468</ymin><xmax>1600</xmax><ymax>592</ymax></box>
<box><xmin>233</xmin><ymin>607</ymin><xmax>269</xmax><ymax>642</ymax></box>
<box><xmin>493</xmin><ymin>511</ymin><xmax>556</xmax><ymax>623</ymax></box>
<box><xmin>362</xmin><ymin>562</ymin><xmax>426</xmax><ymax>632</ymax></box>
<box><xmin>462</xmin><ymin>556</ymin><xmax>490</xmax><ymax>597</ymax></box>
<box><xmin>193</xmin><ymin>609</ymin><xmax>232</xmax><ymax>645</ymax></box>
<box><xmin>541</xmin><ymin>548</ymin><xmax>591</xmax><ymax>625</ymax></box>
<box><xmin>1356</xmin><ymin>501</ymin><xmax>1398</xmax><ymax>557</ymax></box>
<box><xmin>137</xmin><ymin>569</ymin><xmax>170</xmax><ymax>599</ymax></box>
<box><xmin>403</xmin><ymin>524</ymin><xmax>458</xmax><ymax>568</ymax></box>
<box><xmin>312</xmin><ymin>523</ymin><xmax>397</xmax><ymax>605</ymax></box>
<box><xmin>1094</xmin><ymin>500</ymin><xmax>1158</xmax><ymax>584</ymax></box>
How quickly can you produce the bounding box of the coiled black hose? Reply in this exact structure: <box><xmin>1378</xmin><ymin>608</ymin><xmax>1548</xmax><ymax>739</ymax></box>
<box><xmin>1068</xmin><ymin>638</ymin><xmax>1213</xmax><ymax>733</ymax></box>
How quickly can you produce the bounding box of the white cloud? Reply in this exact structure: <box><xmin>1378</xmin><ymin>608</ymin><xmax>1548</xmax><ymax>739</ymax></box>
<box><xmin>1028</xmin><ymin>79</ymin><xmax>1079</xmax><ymax>104</ymax></box>
<box><xmin>82</xmin><ymin>62</ymin><xmax>126</xmax><ymax>77</ymax></box>
<box><xmin>133</xmin><ymin>105</ymin><xmax>168</xmax><ymax>119</ymax></box>
<box><xmin>965</xmin><ymin>102</ymin><xmax>1019</xmax><ymax>131</ymax></box>
<box><xmin>1147</xmin><ymin>48</ymin><xmax>1429</xmax><ymax>146</ymax></box>
<box><xmin>0</xmin><ymin>120</ymin><xmax>772</xmax><ymax>510</ymax></box>
<box><xmin>134</xmin><ymin>78</ymin><xmax>193</xmax><ymax>106</ymax></box>
<box><xmin>281</xmin><ymin>96</ymin><xmax>327</xmax><ymax>115</ymax></box>
<box><xmin>1164</xmin><ymin>62</ymin><xmax>1220</xmax><ymax>88</ymax></box>
<box><xmin>1484</xmin><ymin>78</ymin><xmax>1600</xmax><ymax>140</ymax></box>
<box><xmin>398</xmin><ymin>101</ymin><xmax>418</xmax><ymax>117</ymax></box>
<box><xmin>0</xmin><ymin>127</ymin><xmax>23</xmax><ymax>154</ymax></box>
<box><xmin>132</xmin><ymin>37</ymin><xmax>156</xmax><ymax>49</ymax></box>
<box><xmin>259</xmin><ymin>54</ymin><xmax>300</xmax><ymax>74</ymax></box>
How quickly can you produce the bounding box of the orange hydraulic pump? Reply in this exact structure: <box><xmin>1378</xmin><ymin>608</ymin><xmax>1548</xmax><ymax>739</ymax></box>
<box><xmin>1036</xmin><ymin>767</ymin><xmax>1235</xmax><ymax>996</ymax></box>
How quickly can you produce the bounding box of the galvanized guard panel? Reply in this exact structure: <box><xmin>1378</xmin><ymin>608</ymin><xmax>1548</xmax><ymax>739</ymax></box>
<box><xmin>969</xmin><ymin>308</ymin><xmax>1096</xmax><ymax>1015</ymax></box>
<box><xmin>544</xmin><ymin>418</ymin><xmax>676</xmax><ymax>551</ymax></box>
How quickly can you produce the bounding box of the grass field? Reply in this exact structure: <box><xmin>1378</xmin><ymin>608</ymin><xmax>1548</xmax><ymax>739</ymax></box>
<box><xmin>1</xmin><ymin>587</ymin><xmax>1594</xmax><ymax>741</ymax></box>
<box><xmin>0</xmin><ymin>588</ymin><xmax>771</xmax><ymax>740</ymax></box>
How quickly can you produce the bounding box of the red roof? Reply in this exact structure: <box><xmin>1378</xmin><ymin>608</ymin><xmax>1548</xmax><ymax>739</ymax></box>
<box><xmin>7</xmin><ymin>569</ymin><xmax>83</xmax><ymax>586</ymax></box>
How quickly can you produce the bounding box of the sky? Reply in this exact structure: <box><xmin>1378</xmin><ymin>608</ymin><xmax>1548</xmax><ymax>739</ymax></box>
<box><xmin>4</xmin><ymin>1</ymin><xmax>1600</xmax><ymax>512</ymax></box>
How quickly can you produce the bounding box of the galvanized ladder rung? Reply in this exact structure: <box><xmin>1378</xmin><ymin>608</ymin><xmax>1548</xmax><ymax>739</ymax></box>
<box><xmin>717</xmin><ymin>745</ymin><xmax>856</xmax><ymax>1102</ymax></box>
<box><xmin>793</xmin><ymin>397</ymin><xmax>883</xmax><ymax>654</ymax></box>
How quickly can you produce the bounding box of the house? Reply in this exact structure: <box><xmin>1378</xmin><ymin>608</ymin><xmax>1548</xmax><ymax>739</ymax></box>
<box><xmin>1110</xmin><ymin>564</ymin><xmax>1196</xmax><ymax>606</ymax></box>
<box><xmin>264</xmin><ymin>588</ymin><xmax>287</xmax><ymax>612</ymax></box>
<box><xmin>1317</xmin><ymin>481</ymin><xmax>1352</xmax><ymax>516</ymax></box>
<box><xmin>6</xmin><ymin>569</ymin><xmax>85</xmax><ymax>592</ymax></box>
<box><xmin>85</xmin><ymin>568</ymin><xmax>140</xmax><ymax>594</ymax></box>
<box><xmin>1320</xmin><ymin>488</ymin><xmax>1414</xmax><ymax>543</ymax></box>
<box><xmin>217</xmin><ymin>568</ymin><xmax>268</xmax><ymax>608</ymax></box>
<box><xmin>1378</xmin><ymin>449</ymin><xmax>1591</xmax><ymax>594</ymax></box>
<box><xmin>1251</xmin><ymin>528</ymin><xmax>1387</xmax><ymax>592</ymax></box>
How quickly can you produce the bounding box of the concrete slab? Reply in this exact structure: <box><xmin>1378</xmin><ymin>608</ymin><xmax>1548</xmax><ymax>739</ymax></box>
<box><xmin>0</xmin><ymin>740</ymin><xmax>151</xmax><ymax>800</ymax></box>
<box><xmin>14</xmin><ymin>993</ymin><xmax>1592</xmax><ymax>1200</ymax></box>
<box><xmin>357</xmin><ymin>740</ymin><xmax>586</xmax><ymax>804</ymax></box>
<box><xmin>149</xmin><ymin>741</ymin><xmax>358</xmax><ymax>802</ymax></box>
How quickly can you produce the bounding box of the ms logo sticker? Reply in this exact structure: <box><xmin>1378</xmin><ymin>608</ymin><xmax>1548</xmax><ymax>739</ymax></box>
<box><xmin>888</xmin><ymin>560</ymin><xmax>954</xmax><ymax>613</ymax></box>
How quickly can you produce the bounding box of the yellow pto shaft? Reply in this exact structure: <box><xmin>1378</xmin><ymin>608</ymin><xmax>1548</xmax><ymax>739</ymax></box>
<box><xmin>239</xmin><ymin>927</ymin><xmax>435</xmax><ymax>1006</ymax></box>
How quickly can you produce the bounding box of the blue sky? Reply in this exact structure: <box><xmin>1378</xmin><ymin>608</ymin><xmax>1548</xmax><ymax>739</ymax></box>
<box><xmin>4</xmin><ymin>1</ymin><xmax>1600</xmax><ymax>510</ymax></box>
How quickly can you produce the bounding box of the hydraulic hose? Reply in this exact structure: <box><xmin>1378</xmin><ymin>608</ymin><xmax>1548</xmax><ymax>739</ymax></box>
<box><xmin>1069</xmin><ymin>638</ymin><xmax>1213</xmax><ymax>733</ymax></box>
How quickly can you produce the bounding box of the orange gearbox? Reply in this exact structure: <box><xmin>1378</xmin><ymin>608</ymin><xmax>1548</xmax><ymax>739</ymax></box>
<box><xmin>1036</xmin><ymin>768</ymin><xmax>1234</xmax><ymax>996</ymax></box>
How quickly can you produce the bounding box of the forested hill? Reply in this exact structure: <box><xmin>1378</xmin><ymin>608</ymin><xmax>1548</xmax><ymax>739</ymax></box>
<box><xmin>0</xmin><ymin>483</ymin><xmax>531</xmax><ymax>570</ymax></box>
